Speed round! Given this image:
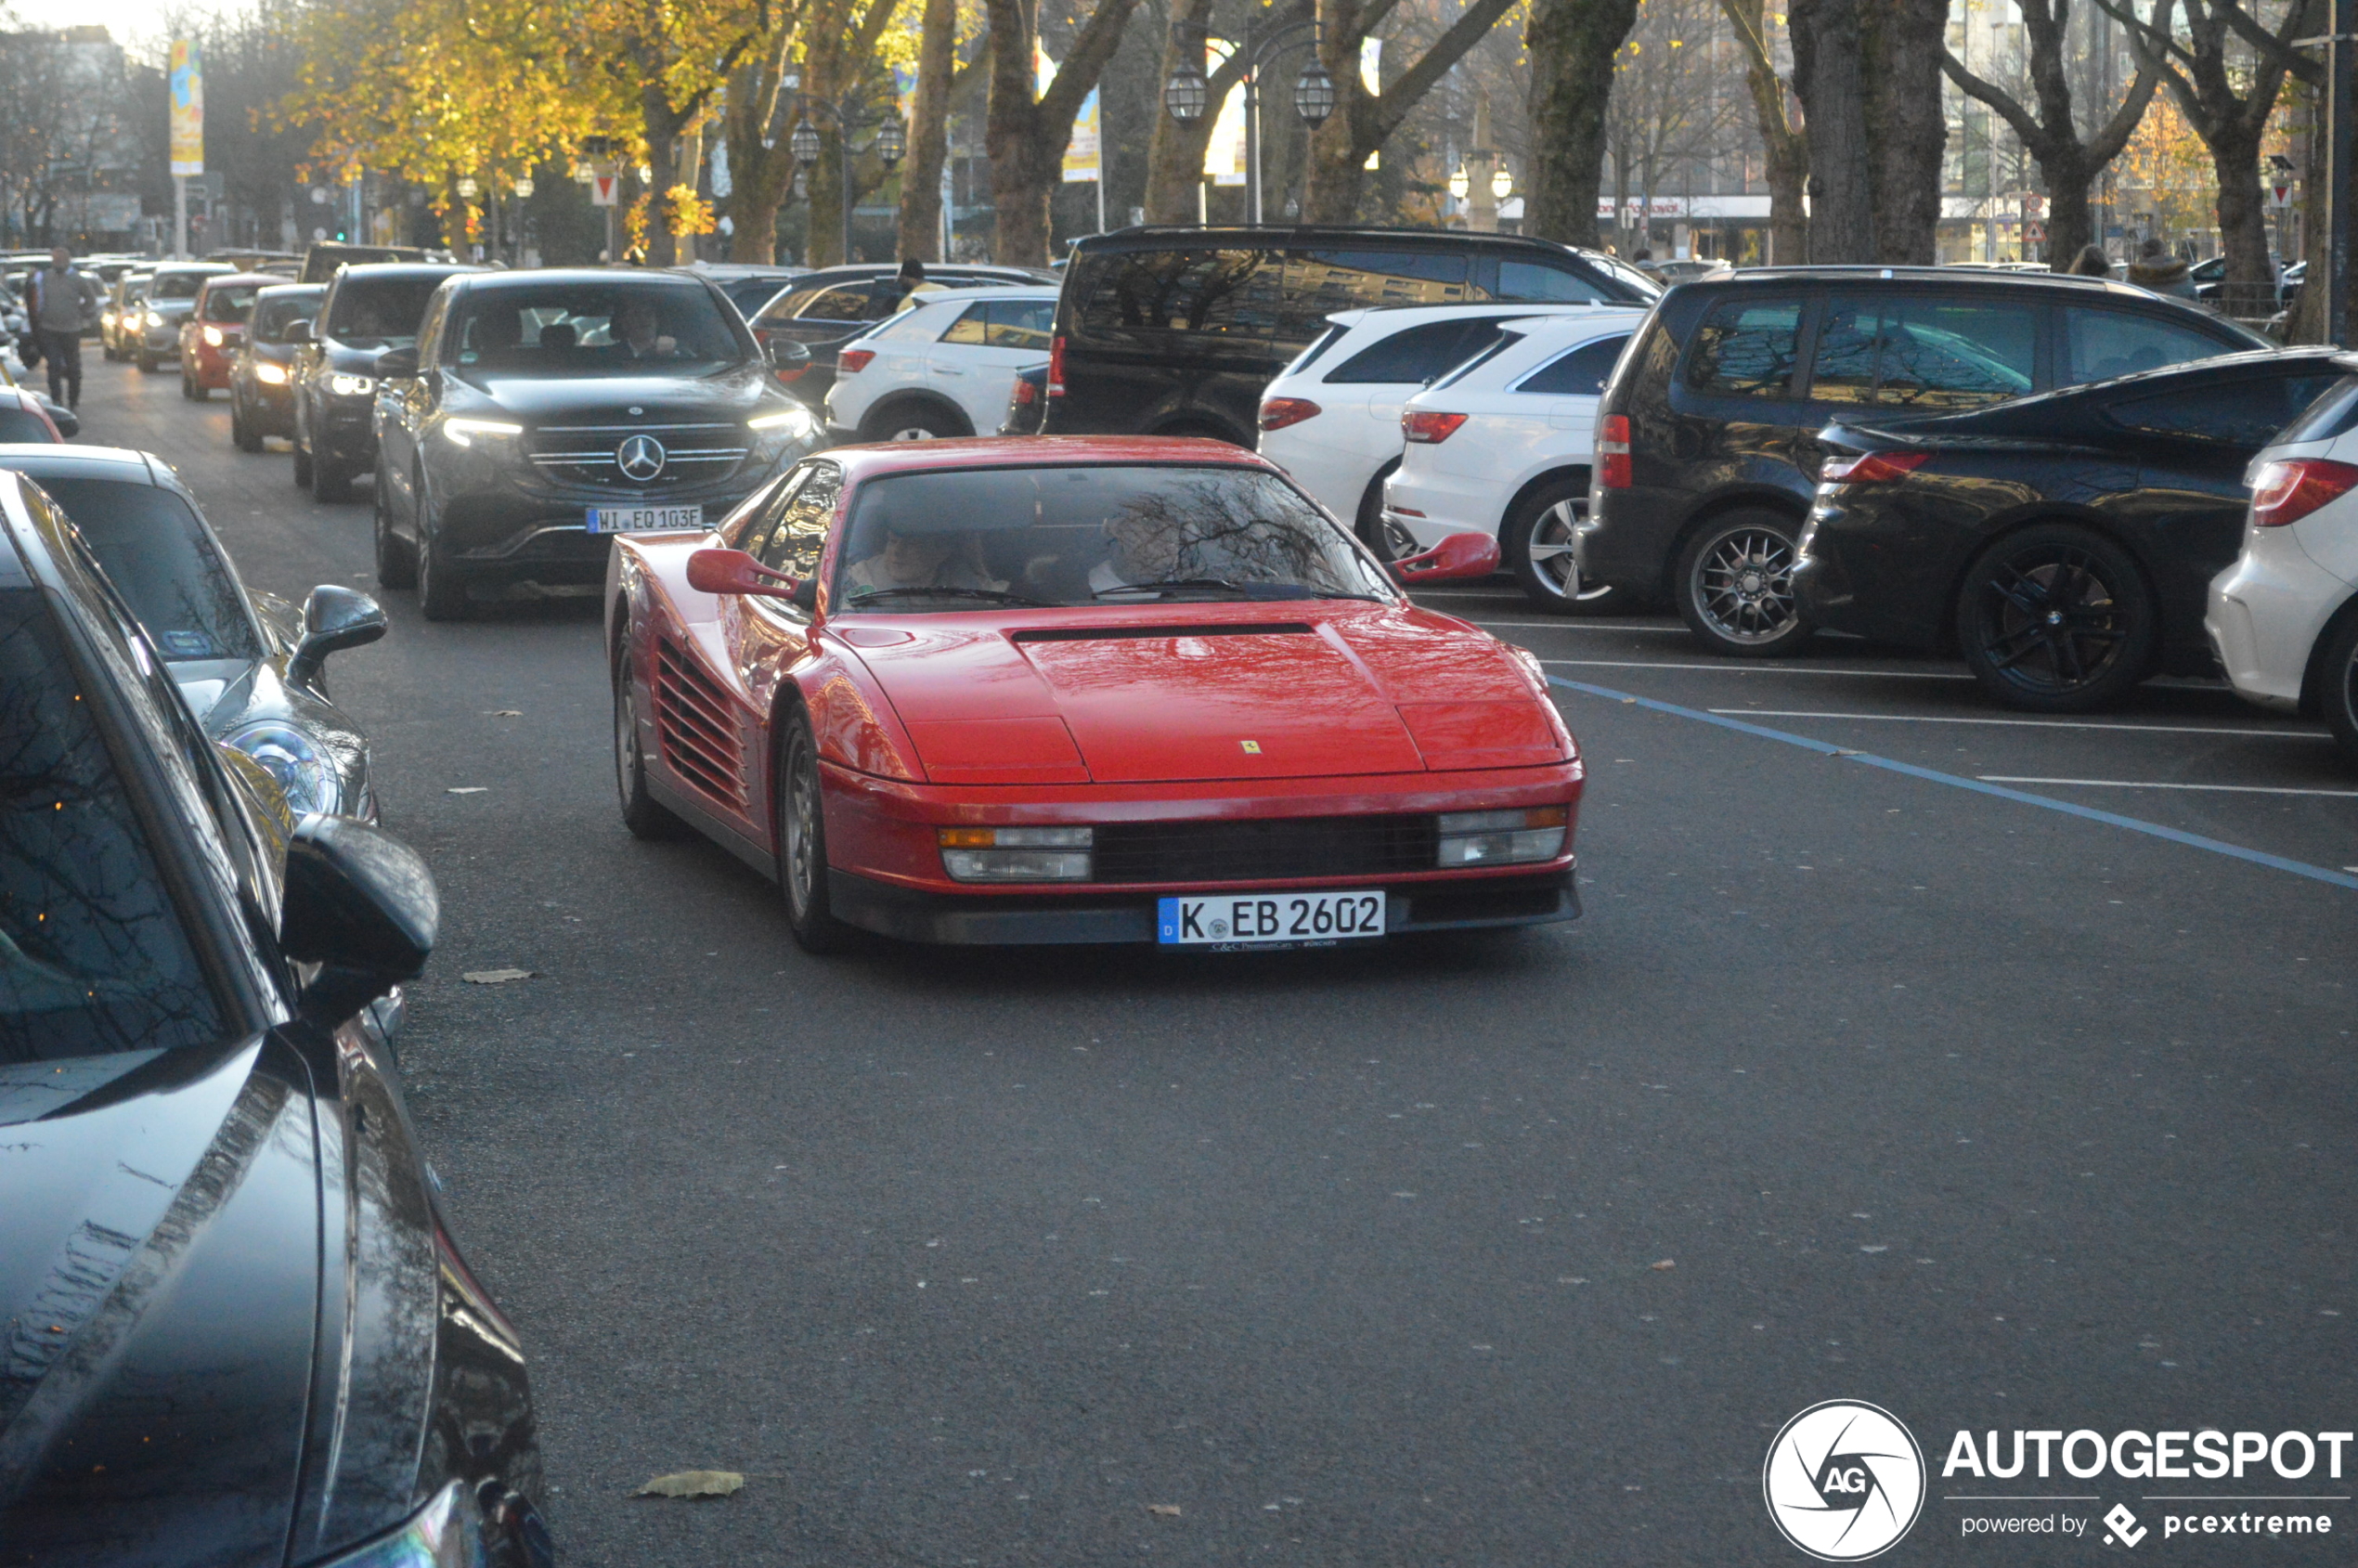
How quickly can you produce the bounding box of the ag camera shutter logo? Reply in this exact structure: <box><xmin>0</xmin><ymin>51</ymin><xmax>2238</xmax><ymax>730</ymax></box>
<box><xmin>1764</xmin><ymin>1400</ymin><xmax>1926</xmax><ymax>1561</ymax></box>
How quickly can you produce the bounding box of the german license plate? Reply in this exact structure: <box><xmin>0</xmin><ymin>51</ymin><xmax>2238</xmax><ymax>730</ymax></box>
<box><xmin>1157</xmin><ymin>890</ymin><xmax>1386</xmax><ymax>947</ymax></box>
<box><xmin>587</xmin><ymin>503</ymin><xmax>703</xmax><ymax>534</ymax></box>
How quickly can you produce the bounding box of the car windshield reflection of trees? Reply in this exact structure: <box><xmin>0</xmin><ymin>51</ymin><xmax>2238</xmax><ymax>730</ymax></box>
<box><xmin>449</xmin><ymin>285</ymin><xmax>745</xmax><ymax>377</ymax></box>
<box><xmin>0</xmin><ymin>592</ymin><xmax>225</xmax><ymax>1063</ymax></box>
<box><xmin>835</xmin><ymin>467</ymin><xmax>1392</xmax><ymax>610</ymax></box>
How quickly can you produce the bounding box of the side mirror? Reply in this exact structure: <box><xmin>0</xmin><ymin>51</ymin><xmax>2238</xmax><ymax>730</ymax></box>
<box><xmin>686</xmin><ymin>546</ymin><xmax>804</xmax><ymax>603</ymax></box>
<box><xmin>279</xmin><ymin>814</ymin><xmax>437</xmax><ymax>1028</ymax></box>
<box><xmin>373</xmin><ymin>345</ymin><xmax>419</xmax><ymax>380</ymax></box>
<box><xmin>1389</xmin><ymin>530</ymin><xmax>1503</xmax><ymax>584</ymax></box>
<box><xmin>285</xmin><ymin>318</ymin><xmax>312</xmax><ymax>343</ymax></box>
<box><xmin>287</xmin><ymin>583</ymin><xmax>386</xmax><ymax>687</ymax></box>
<box><xmin>766</xmin><ymin>337</ymin><xmax>812</xmax><ymax>374</ymax></box>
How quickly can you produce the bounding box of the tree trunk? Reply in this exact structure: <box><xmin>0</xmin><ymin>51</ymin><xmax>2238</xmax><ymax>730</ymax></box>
<box><xmin>1859</xmin><ymin>0</ymin><xmax>1948</xmax><ymax>264</ymax></box>
<box><xmin>2041</xmin><ymin>148</ymin><xmax>2094</xmax><ymax>265</ymax></box>
<box><xmin>898</xmin><ymin>0</ymin><xmax>957</xmax><ymax>261</ymax></box>
<box><xmin>1789</xmin><ymin>0</ymin><xmax>1872</xmax><ymax>262</ymax></box>
<box><xmin>2288</xmin><ymin>76</ymin><xmax>2327</xmax><ymax>343</ymax></box>
<box><xmin>1302</xmin><ymin>0</ymin><xmax>1521</xmax><ymax>224</ymax></box>
<box><xmin>2209</xmin><ymin>119</ymin><xmax>2275</xmax><ymax>311</ymax></box>
<box><xmin>1143</xmin><ymin>0</ymin><xmax>1219</xmax><ymax>222</ymax></box>
<box><xmin>1524</xmin><ymin>0</ymin><xmax>1639</xmax><ymax>248</ymax></box>
<box><xmin>1719</xmin><ymin>0</ymin><xmax>1808</xmax><ymax>265</ymax></box>
<box><xmin>983</xmin><ymin>0</ymin><xmax>1142</xmax><ymax>265</ymax></box>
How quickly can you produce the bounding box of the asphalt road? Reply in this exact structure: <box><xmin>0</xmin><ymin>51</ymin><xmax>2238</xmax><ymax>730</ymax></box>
<box><xmin>64</xmin><ymin>358</ymin><xmax>2358</xmax><ymax>1565</ymax></box>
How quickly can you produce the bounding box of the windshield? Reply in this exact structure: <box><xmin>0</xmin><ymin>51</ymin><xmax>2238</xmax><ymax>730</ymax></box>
<box><xmin>326</xmin><ymin>275</ymin><xmax>447</xmax><ymax>347</ymax></box>
<box><xmin>34</xmin><ymin>479</ymin><xmax>261</xmax><ymax>662</ymax></box>
<box><xmin>202</xmin><ymin>284</ymin><xmax>259</xmax><ymax>323</ymax></box>
<box><xmin>0</xmin><ymin>588</ymin><xmax>226</xmax><ymax>1061</ymax></box>
<box><xmin>446</xmin><ymin>282</ymin><xmax>750</xmax><ymax>375</ymax></box>
<box><xmin>253</xmin><ymin>290</ymin><xmax>321</xmax><ymax>342</ymax></box>
<box><xmin>151</xmin><ymin>272</ymin><xmax>209</xmax><ymax>302</ymax></box>
<box><xmin>836</xmin><ymin>465</ymin><xmax>1393</xmax><ymax>610</ymax></box>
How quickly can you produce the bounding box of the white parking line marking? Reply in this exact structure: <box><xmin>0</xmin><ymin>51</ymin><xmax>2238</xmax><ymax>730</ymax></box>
<box><xmin>1539</xmin><ymin>658</ymin><xmax>1976</xmax><ymax>680</ymax></box>
<box><xmin>1709</xmin><ymin>709</ymin><xmax>2331</xmax><ymax>741</ymax></box>
<box><xmin>1978</xmin><ymin>776</ymin><xmax>2358</xmax><ymax>797</ymax></box>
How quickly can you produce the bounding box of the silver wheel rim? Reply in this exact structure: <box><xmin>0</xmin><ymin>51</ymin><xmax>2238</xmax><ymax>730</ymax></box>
<box><xmin>784</xmin><ymin>740</ymin><xmax>820</xmax><ymax>916</ymax></box>
<box><xmin>887</xmin><ymin>425</ymin><xmax>939</xmax><ymax>441</ymax></box>
<box><xmin>1692</xmin><ymin>525</ymin><xmax>1798</xmax><ymax>643</ymax></box>
<box><xmin>1526</xmin><ymin>499</ymin><xmax>1613</xmax><ymax>602</ymax></box>
<box><xmin>615</xmin><ymin>669</ymin><xmax>641</xmax><ymax>805</ymax></box>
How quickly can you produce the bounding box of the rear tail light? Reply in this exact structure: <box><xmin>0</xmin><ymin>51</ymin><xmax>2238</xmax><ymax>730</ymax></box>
<box><xmin>1011</xmin><ymin>377</ymin><xmax>1039</xmax><ymax>408</ymax></box>
<box><xmin>1818</xmin><ymin>449</ymin><xmax>1929</xmax><ymax>485</ymax></box>
<box><xmin>836</xmin><ymin>347</ymin><xmax>875</xmax><ymax>375</ymax></box>
<box><xmin>1403</xmin><ymin>409</ymin><xmax>1467</xmax><ymax>444</ymax></box>
<box><xmin>1259</xmin><ymin>396</ymin><xmax>1321</xmax><ymax>432</ymax></box>
<box><xmin>1597</xmin><ymin>413</ymin><xmax>1632</xmax><ymax>488</ymax></box>
<box><xmin>2249</xmin><ymin>458</ymin><xmax>2358</xmax><ymax>527</ymax></box>
<box><xmin>1047</xmin><ymin>334</ymin><xmax>1066</xmax><ymax>397</ymax></box>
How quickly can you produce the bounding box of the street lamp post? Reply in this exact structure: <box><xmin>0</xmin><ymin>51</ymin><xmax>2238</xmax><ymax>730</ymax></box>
<box><xmin>786</xmin><ymin>93</ymin><xmax>906</xmax><ymax>264</ymax></box>
<box><xmin>1162</xmin><ymin>17</ymin><xmax>1332</xmax><ymax>225</ymax></box>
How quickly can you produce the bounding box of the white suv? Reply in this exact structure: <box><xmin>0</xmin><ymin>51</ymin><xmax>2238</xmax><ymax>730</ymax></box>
<box><xmin>2206</xmin><ymin>373</ymin><xmax>2358</xmax><ymax>758</ymax></box>
<box><xmin>823</xmin><ymin>286</ymin><xmax>1059</xmax><ymax>442</ymax></box>
<box><xmin>1381</xmin><ymin>311</ymin><xmax>1648</xmax><ymax>612</ymax></box>
<box><xmin>1256</xmin><ymin>302</ymin><xmax>1638</xmax><ymax>538</ymax></box>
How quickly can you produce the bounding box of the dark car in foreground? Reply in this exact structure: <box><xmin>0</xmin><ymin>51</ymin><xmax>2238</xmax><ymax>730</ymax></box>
<box><xmin>1794</xmin><ymin>348</ymin><xmax>2346</xmax><ymax>710</ymax></box>
<box><xmin>232</xmin><ymin>281</ymin><xmax>327</xmax><ymax>450</ymax></box>
<box><xmin>372</xmin><ymin>267</ymin><xmax>823</xmax><ymax>619</ymax></box>
<box><xmin>0</xmin><ymin>467</ymin><xmax>551</xmax><ymax>1568</ymax></box>
<box><xmin>1577</xmin><ymin>266</ymin><xmax>2273</xmax><ymax>656</ymax></box>
<box><xmin>747</xmin><ymin>262</ymin><xmax>1056</xmax><ymax>411</ymax></box>
<box><xmin>0</xmin><ymin>445</ymin><xmax>389</xmax><ymax>813</ymax></box>
<box><xmin>292</xmin><ymin>262</ymin><xmax>477</xmax><ymax>502</ymax></box>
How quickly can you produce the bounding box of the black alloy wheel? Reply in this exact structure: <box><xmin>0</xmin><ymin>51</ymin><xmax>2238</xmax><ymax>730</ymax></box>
<box><xmin>2319</xmin><ymin>614</ymin><xmax>2358</xmax><ymax>767</ymax></box>
<box><xmin>1956</xmin><ymin>524</ymin><xmax>2155</xmax><ymax>713</ymax></box>
<box><xmin>1507</xmin><ymin>478</ymin><xmax>1619</xmax><ymax>615</ymax></box>
<box><xmin>1676</xmin><ymin>510</ymin><xmax>1812</xmax><ymax>656</ymax></box>
<box><xmin>371</xmin><ymin>468</ymin><xmax>416</xmax><ymax>589</ymax></box>
<box><xmin>613</xmin><ymin>641</ymin><xmax>690</xmax><ymax>839</ymax></box>
<box><xmin>775</xmin><ymin>712</ymin><xmax>853</xmax><ymax>953</ymax></box>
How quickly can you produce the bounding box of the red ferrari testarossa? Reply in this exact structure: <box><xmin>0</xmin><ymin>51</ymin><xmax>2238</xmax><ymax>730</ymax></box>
<box><xmin>604</xmin><ymin>436</ymin><xmax>1585</xmax><ymax>952</ymax></box>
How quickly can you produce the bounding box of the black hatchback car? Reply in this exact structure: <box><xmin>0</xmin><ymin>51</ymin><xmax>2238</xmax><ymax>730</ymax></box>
<box><xmin>1794</xmin><ymin>347</ymin><xmax>2347</xmax><ymax>711</ymax></box>
<box><xmin>0</xmin><ymin>469</ymin><xmax>551</xmax><ymax>1567</ymax></box>
<box><xmin>1577</xmin><ymin>267</ymin><xmax>2271</xmax><ymax>656</ymax></box>
<box><xmin>291</xmin><ymin>262</ymin><xmax>478</xmax><ymax>503</ymax></box>
<box><xmin>1041</xmin><ymin>227</ymin><xmax>1659</xmax><ymax>447</ymax></box>
<box><xmin>231</xmin><ymin>281</ymin><xmax>326</xmax><ymax>450</ymax></box>
<box><xmin>370</xmin><ymin>267</ymin><xmax>823</xmax><ymax>619</ymax></box>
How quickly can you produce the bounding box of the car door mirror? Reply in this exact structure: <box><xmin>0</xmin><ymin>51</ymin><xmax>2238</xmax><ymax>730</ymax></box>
<box><xmin>687</xmin><ymin>546</ymin><xmax>802</xmax><ymax>602</ymax></box>
<box><xmin>373</xmin><ymin>345</ymin><xmax>419</xmax><ymax>380</ymax></box>
<box><xmin>1389</xmin><ymin>530</ymin><xmax>1502</xmax><ymax>583</ymax></box>
<box><xmin>285</xmin><ymin>318</ymin><xmax>312</xmax><ymax>343</ymax></box>
<box><xmin>287</xmin><ymin>583</ymin><xmax>387</xmax><ymax>686</ymax></box>
<box><xmin>766</xmin><ymin>337</ymin><xmax>811</xmax><ymax>371</ymax></box>
<box><xmin>42</xmin><ymin>400</ymin><xmax>78</xmax><ymax>439</ymax></box>
<box><xmin>279</xmin><ymin>814</ymin><xmax>438</xmax><ymax>1028</ymax></box>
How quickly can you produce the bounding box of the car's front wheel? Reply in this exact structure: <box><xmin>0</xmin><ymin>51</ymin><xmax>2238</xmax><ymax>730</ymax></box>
<box><xmin>1676</xmin><ymin>511</ymin><xmax>1812</xmax><ymax>656</ymax></box>
<box><xmin>1507</xmin><ymin>479</ymin><xmax>1619</xmax><ymax>615</ymax></box>
<box><xmin>1956</xmin><ymin>523</ymin><xmax>2154</xmax><ymax>712</ymax></box>
<box><xmin>614</xmin><ymin>642</ymin><xmax>691</xmax><ymax>839</ymax></box>
<box><xmin>775</xmin><ymin>712</ymin><xmax>854</xmax><ymax>953</ymax></box>
<box><xmin>862</xmin><ymin>402</ymin><xmax>966</xmax><ymax>442</ymax></box>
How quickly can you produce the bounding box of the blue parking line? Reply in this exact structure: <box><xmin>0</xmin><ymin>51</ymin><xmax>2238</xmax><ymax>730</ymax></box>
<box><xmin>1547</xmin><ymin>676</ymin><xmax>2358</xmax><ymax>892</ymax></box>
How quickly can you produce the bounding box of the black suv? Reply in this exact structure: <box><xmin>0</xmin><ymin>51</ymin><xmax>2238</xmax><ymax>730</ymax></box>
<box><xmin>1577</xmin><ymin>266</ymin><xmax>2271</xmax><ymax>655</ymax></box>
<box><xmin>1041</xmin><ymin>227</ymin><xmax>1658</xmax><ymax>447</ymax></box>
<box><xmin>290</xmin><ymin>262</ymin><xmax>477</xmax><ymax>502</ymax></box>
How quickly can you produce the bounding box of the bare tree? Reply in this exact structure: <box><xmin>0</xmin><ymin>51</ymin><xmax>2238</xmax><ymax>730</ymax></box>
<box><xmin>1603</xmin><ymin>0</ymin><xmax>1747</xmax><ymax>255</ymax></box>
<box><xmin>1790</xmin><ymin>0</ymin><xmax>1950</xmax><ymax>262</ymax></box>
<box><xmin>1525</xmin><ymin>0</ymin><xmax>1641</xmax><ymax>245</ymax></box>
<box><xmin>897</xmin><ymin>0</ymin><xmax>961</xmax><ymax>259</ymax></box>
<box><xmin>1302</xmin><ymin>0</ymin><xmax>1525</xmax><ymax>222</ymax></box>
<box><xmin>1139</xmin><ymin>0</ymin><xmax>1297</xmax><ymax>223</ymax></box>
<box><xmin>984</xmin><ymin>0</ymin><xmax>1144</xmax><ymax>263</ymax></box>
<box><xmin>1718</xmin><ymin>0</ymin><xmax>1807</xmax><ymax>263</ymax></box>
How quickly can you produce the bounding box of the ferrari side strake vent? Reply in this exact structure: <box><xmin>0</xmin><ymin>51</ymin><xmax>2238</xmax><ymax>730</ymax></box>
<box><xmin>1010</xmin><ymin>623</ymin><xmax>1317</xmax><ymax>643</ymax></box>
<box><xmin>654</xmin><ymin>641</ymin><xmax>746</xmax><ymax>808</ymax></box>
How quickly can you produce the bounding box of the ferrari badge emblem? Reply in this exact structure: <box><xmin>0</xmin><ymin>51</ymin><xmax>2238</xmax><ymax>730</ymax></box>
<box><xmin>1240</xmin><ymin>740</ymin><xmax>1262</xmax><ymax>754</ymax></box>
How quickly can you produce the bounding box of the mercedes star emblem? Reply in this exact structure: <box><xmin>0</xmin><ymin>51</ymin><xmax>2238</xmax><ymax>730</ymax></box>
<box><xmin>616</xmin><ymin>434</ymin><xmax>667</xmax><ymax>482</ymax></box>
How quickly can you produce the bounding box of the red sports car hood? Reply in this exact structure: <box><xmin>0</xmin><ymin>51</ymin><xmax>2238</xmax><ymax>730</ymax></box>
<box><xmin>835</xmin><ymin>606</ymin><xmax>1569</xmax><ymax>784</ymax></box>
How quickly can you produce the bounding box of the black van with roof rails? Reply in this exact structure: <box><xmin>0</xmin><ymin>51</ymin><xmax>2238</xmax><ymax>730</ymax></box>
<box><xmin>1041</xmin><ymin>227</ymin><xmax>1658</xmax><ymax>447</ymax></box>
<box><xmin>1575</xmin><ymin>266</ymin><xmax>2271</xmax><ymax>655</ymax></box>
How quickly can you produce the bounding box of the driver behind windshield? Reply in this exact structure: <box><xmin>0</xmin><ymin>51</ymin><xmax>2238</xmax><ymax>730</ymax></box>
<box><xmin>606</xmin><ymin>295</ymin><xmax>680</xmax><ymax>360</ymax></box>
<box><xmin>844</xmin><ymin>523</ymin><xmax>1007</xmax><ymax>597</ymax></box>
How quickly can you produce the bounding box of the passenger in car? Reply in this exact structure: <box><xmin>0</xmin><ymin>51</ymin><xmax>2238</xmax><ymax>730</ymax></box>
<box><xmin>843</xmin><ymin>524</ymin><xmax>1007</xmax><ymax>595</ymax></box>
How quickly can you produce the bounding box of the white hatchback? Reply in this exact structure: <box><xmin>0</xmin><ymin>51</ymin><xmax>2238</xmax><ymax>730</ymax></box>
<box><xmin>1257</xmin><ymin>302</ymin><xmax>1641</xmax><ymax>539</ymax></box>
<box><xmin>1381</xmin><ymin>312</ymin><xmax>1648</xmax><ymax>612</ymax></box>
<box><xmin>823</xmin><ymin>286</ymin><xmax>1060</xmax><ymax>443</ymax></box>
<box><xmin>2205</xmin><ymin>374</ymin><xmax>2358</xmax><ymax>758</ymax></box>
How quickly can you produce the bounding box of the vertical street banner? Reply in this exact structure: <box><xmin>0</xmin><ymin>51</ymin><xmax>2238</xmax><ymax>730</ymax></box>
<box><xmin>1204</xmin><ymin>40</ymin><xmax>1247</xmax><ymax>187</ymax></box>
<box><xmin>1064</xmin><ymin>88</ymin><xmax>1101</xmax><ymax>183</ymax></box>
<box><xmin>169</xmin><ymin>39</ymin><xmax>204</xmax><ymax>176</ymax></box>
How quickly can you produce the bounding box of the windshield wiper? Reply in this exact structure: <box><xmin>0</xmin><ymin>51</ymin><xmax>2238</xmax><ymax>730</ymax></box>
<box><xmin>845</xmin><ymin>586</ymin><xmax>1053</xmax><ymax>607</ymax></box>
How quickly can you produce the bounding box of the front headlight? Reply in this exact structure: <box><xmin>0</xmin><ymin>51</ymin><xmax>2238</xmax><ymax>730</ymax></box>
<box><xmin>226</xmin><ymin>721</ymin><xmax>334</xmax><ymax>816</ymax></box>
<box><xmin>1436</xmin><ymin>806</ymin><xmax>1568</xmax><ymax>867</ymax></box>
<box><xmin>441</xmin><ymin>417</ymin><xmax>524</xmax><ymax>447</ymax></box>
<box><xmin>311</xmin><ymin>1479</ymin><xmax>480</xmax><ymax>1567</ymax></box>
<box><xmin>145</xmin><ymin>309</ymin><xmax>164</xmax><ymax>328</ymax></box>
<box><xmin>201</xmin><ymin>325</ymin><xmax>225</xmax><ymax>346</ymax></box>
<box><xmin>329</xmin><ymin>372</ymin><xmax>377</xmax><ymax>396</ymax></box>
<box><xmin>939</xmin><ymin>825</ymin><xmax>1093</xmax><ymax>882</ymax></box>
<box><xmin>256</xmin><ymin>361</ymin><xmax>290</xmax><ymax>384</ymax></box>
<box><xmin>747</xmin><ymin>407</ymin><xmax>815</xmax><ymax>435</ymax></box>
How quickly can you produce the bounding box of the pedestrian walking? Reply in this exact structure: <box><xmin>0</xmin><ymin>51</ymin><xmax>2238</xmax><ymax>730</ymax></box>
<box><xmin>2127</xmin><ymin>237</ymin><xmax>2197</xmax><ymax>299</ymax></box>
<box><xmin>2064</xmin><ymin>243</ymin><xmax>2113</xmax><ymax>278</ymax></box>
<box><xmin>891</xmin><ymin>256</ymin><xmax>926</xmax><ymax>307</ymax></box>
<box><xmin>27</xmin><ymin>246</ymin><xmax>102</xmax><ymax>410</ymax></box>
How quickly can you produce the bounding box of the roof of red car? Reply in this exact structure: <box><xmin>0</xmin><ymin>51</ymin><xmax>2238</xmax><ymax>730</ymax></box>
<box><xmin>823</xmin><ymin>435</ymin><xmax>1277</xmax><ymax>483</ymax></box>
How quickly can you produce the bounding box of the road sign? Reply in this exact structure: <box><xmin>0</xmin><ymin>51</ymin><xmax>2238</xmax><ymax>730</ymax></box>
<box><xmin>2026</xmin><ymin>221</ymin><xmax>2045</xmax><ymax>242</ymax></box>
<box><xmin>2273</xmin><ymin>183</ymin><xmax>2293</xmax><ymax>208</ymax></box>
<box><xmin>591</xmin><ymin>174</ymin><xmax>619</xmax><ymax>207</ymax></box>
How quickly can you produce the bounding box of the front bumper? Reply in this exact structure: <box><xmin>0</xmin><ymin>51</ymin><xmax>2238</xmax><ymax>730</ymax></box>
<box><xmin>2207</xmin><ymin>525</ymin><xmax>2354</xmax><ymax>711</ymax></box>
<box><xmin>141</xmin><ymin>321</ymin><xmax>184</xmax><ymax>355</ymax></box>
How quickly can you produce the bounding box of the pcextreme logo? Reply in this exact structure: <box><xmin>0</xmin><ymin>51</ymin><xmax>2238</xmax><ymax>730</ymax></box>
<box><xmin>1765</xmin><ymin>1400</ymin><xmax>1929</xmax><ymax>1562</ymax></box>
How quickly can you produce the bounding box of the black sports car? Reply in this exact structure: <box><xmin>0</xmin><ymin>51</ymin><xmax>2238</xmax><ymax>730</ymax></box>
<box><xmin>1793</xmin><ymin>347</ymin><xmax>2349</xmax><ymax>710</ymax></box>
<box><xmin>370</xmin><ymin>267</ymin><xmax>823</xmax><ymax>619</ymax></box>
<box><xmin>232</xmin><ymin>281</ymin><xmax>326</xmax><ymax>451</ymax></box>
<box><xmin>0</xmin><ymin>467</ymin><xmax>551</xmax><ymax>1567</ymax></box>
<box><xmin>0</xmin><ymin>445</ymin><xmax>386</xmax><ymax>818</ymax></box>
<box><xmin>291</xmin><ymin>263</ymin><xmax>477</xmax><ymax>503</ymax></box>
